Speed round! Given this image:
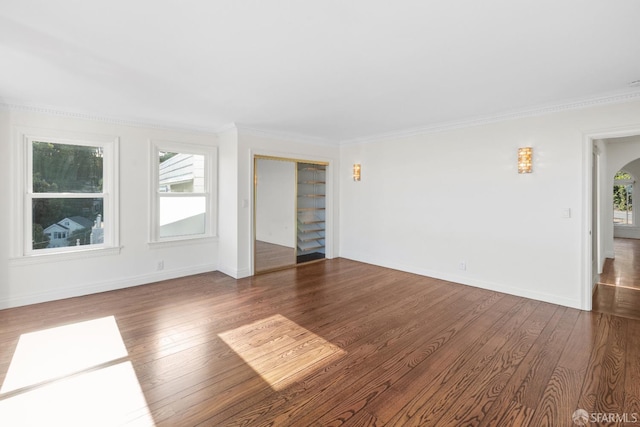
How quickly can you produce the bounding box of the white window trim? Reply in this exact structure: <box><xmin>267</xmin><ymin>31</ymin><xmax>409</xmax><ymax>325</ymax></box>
<box><xmin>149</xmin><ymin>140</ymin><xmax>217</xmax><ymax>244</ymax></box>
<box><xmin>13</xmin><ymin>128</ymin><xmax>120</xmax><ymax>259</ymax></box>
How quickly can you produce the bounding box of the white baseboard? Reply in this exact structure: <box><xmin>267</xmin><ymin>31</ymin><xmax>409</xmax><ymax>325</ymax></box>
<box><xmin>340</xmin><ymin>253</ymin><xmax>583</xmax><ymax>310</ymax></box>
<box><xmin>218</xmin><ymin>264</ymin><xmax>252</xmax><ymax>279</ymax></box>
<box><xmin>0</xmin><ymin>264</ymin><xmax>218</xmax><ymax>309</ymax></box>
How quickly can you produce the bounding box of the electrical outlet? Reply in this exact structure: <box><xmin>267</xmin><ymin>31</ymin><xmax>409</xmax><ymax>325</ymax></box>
<box><xmin>157</xmin><ymin>260</ymin><xmax>164</xmax><ymax>271</ymax></box>
<box><xmin>458</xmin><ymin>261</ymin><xmax>467</xmax><ymax>271</ymax></box>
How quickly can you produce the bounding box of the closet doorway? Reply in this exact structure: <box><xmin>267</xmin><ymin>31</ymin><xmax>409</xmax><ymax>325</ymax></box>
<box><xmin>254</xmin><ymin>156</ymin><xmax>327</xmax><ymax>274</ymax></box>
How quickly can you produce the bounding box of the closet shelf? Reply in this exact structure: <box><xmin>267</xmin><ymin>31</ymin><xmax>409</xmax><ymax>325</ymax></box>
<box><xmin>298</xmin><ymin>222</ymin><xmax>324</xmax><ymax>231</ymax></box>
<box><xmin>298</xmin><ymin>219</ymin><xmax>324</xmax><ymax>227</ymax></box>
<box><xmin>297</xmin><ymin>241</ymin><xmax>325</xmax><ymax>251</ymax></box>
<box><xmin>297</xmin><ymin>231</ymin><xmax>324</xmax><ymax>242</ymax></box>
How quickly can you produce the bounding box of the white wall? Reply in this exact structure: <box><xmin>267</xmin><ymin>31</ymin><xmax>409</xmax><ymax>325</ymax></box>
<box><xmin>340</xmin><ymin>100</ymin><xmax>640</xmax><ymax>309</ymax></box>
<box><xmin>255</xmin><ymin>159</ymin><xmax>296</xmax><ymax>247</ymax></box>
<box><xmin>217</xmin><ymin>127</ymin><xmax>240</xmax><ymax>278</ymax></box>
<box><xmin>0</xmin><ymin>109</ymin><xmax>10</xmax><ymax>303</ymax></box>
<box><xmin>2</xmin><ymin>108</ymin><xmax>219</xmax><ymax>308</ymax></box>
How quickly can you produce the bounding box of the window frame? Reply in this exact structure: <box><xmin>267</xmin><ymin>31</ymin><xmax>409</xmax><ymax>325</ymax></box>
<box><xmin>20</xmin><ymin>132</ymin><xmax>119</xmax><ymax>257</ymax></box>
<box><xmin>149</xmin><ymin>140</ymin><xmax>216</xmax><ymax>244</ymax></box>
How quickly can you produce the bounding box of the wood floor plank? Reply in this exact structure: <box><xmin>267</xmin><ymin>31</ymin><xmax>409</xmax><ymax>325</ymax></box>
<box><xmin>528</xmin><ymin>310</ymin><xmax>601</xmax><ymax>427</ymax></box>
<box><xmin>385</xmin><ymin>301</ymin><xmax>557</xmax><ymax>426</ymax></box>
<box><xmin>624</xmin><ymin>319</ymin><xmax>640</xmax><ymax>416</ymax></box>
<box><xmin>0</xmin><ymin>258</ymin><xmax>637</xmax><ymax>426</ymax></box>
<box><xmin>576</xmin><ymin>313</ymin><xmax>612</xmax><ymax>413</ymax></box>
<box><xmin>594</xmin><ymin>315</ymin><xmax>628</xmax><ymax>416</ymax></box>
<box><xmin>366</xmin><ymin>296</ymin><xmax>534</xmax><ymax>425</ymax></box>
<box><xmin>477</xmin><ymin>307</ymin><xmax>578</xmax><ymax>426</ymax></box>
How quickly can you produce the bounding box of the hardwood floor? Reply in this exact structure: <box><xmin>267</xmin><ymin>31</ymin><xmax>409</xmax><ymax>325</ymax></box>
<box><xmin>254</xmin><ymin>240</ymin><xmax>296</xmax><ymax>273</ymax></box>
<box><xmin>599</xmin><ymin>238</ymin><xmax>640</xmax><ymax>289</ymax></box>
<box><xmin>593</xmin><ymin>238</ymin><xmax>640</xmax><ymax>320</ymax></box>
<box><xmin>0</xmin><ymin>259</ymin><xmax>638</xmax><ymax>426</ymax></box>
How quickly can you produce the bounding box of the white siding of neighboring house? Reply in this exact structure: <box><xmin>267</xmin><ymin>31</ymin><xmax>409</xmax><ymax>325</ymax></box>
<box><xmin>159</xmin><ymin>153</ymin><xmax>204</xmax><ymax>193</ymax></box>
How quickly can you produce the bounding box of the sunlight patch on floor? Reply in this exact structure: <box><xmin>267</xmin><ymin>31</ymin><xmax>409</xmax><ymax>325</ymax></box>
<box><xmin>1</xmin><ymin>316</ymin><xmax>128</xmax><ymax>393</ymax></box>
<box><xmin>218</xmin><ymin>314</ymin><xmax>345</xmax><ymax>390</ymax></box>
<box><xmin>0</xmin><ymin>316</ymin><xmax>155</xmax><ymax>426</ymax></box>
<box><xmin>0</xmin><ymin>362</ymin><xmax>154</xmax><ymax>427</ymax></box>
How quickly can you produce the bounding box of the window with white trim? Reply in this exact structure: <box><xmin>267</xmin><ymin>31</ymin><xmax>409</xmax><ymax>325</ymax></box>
<box><xmin>25</xmin><ymin>136</ymin><xmax>117</xmax><ymax>254</ymax></box>
<box><xmin>151</xmin><ymin>142</ymin><xmax>215</xmax><ymax>242</ymax></box>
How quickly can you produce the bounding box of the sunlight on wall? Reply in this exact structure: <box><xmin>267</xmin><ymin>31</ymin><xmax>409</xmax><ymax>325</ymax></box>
<box><xmin>0</xmin><ymin>316</ymin><xmax>155</xmax><ymax>426</ymax></box>
<box><xmin>218</xmin><ymin>314</ymin><xmax>345</xmax><ymax>391</ymax></box>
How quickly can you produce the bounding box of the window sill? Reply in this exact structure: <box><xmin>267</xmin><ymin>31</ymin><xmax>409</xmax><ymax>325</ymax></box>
<box><xmin>148</xmin><ymin>236</ymin><xmax>218</xmax><ymax>249</ymax></box>
<box><xmin>9</xmin><ymin>246</ymin><xmax>123</xmax><ymax>266</ymax></box>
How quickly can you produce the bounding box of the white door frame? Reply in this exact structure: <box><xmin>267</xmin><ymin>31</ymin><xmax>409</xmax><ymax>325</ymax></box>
<box><xmin>582</xmin><ymin>126</ymin><xmax>640</xmax><ymax>310</ymax></box>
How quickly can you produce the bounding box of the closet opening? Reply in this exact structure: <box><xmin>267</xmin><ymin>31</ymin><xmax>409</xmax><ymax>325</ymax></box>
<box><xmin>253</xmin><ymin>156</ymin><xmax>328</xmax><ymax>274</ymax></box>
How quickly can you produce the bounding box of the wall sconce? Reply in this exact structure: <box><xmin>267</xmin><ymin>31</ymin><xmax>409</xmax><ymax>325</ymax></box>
<box><xmin>518</xmin><ymin>147</ymin><xmax>533</xmax><ymax>174</ymax></box>
<box><xmin>353</xmin><ymin>163</ymin><xmax>361</xmax><ymax>181</ymax></box>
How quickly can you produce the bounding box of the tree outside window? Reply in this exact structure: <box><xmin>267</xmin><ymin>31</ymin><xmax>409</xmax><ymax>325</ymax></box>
<box><xmin>613</xmin><ymin>170</ymin><xmax>633</xmax><ymax>225</ymax></box>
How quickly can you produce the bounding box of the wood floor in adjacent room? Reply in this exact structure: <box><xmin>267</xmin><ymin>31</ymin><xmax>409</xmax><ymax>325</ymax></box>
<box><xmin>1</xmin><ymin>259</ymin><xmax>638</xmax><ymax>426</ymax></box>
<box><xmin>593</xmin><ymin>237</ymin><xmax>640</xmax><ymax>320</ymax></box>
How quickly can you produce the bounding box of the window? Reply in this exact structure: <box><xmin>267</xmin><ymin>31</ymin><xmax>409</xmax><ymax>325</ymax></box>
<box><xmin>614</xmin><ymin>170</ymin><xmax>634</xmax><ymax>225</ymax></box>
<box><xmin>25</xmin><ymin>135</ymin><xmax>117</xmax><ymax>255</ymax></box>
<box><xmin>151</xmin><ymin>142</ymin><xmax>215</xmax><ymax>242</ymax></box>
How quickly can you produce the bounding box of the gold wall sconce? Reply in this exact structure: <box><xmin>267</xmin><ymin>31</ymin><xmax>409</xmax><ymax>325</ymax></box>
<box><xmin>353</xmin><ymin>163</ymin><xmax>361</xmax><ymax>181</ymax></box>
<box><xmin>518</xmin><ymin>147</ymin><xmax>533</xmax><ymax>174</ymax></box>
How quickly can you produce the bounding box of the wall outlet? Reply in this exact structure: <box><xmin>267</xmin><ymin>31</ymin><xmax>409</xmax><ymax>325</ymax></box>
<box><xmin>157</xmin><ymin>260</ymin><xmax>164</xmax><ymax>271</ymax></box>
<box><xmin>458</xmin><ymin>261</ymin><xmax>467</xmax><ymax>271</ymax></box>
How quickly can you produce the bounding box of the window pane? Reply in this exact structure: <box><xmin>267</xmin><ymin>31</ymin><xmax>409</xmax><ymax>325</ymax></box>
<box><xmin>615</xmin><ymin>171</ymin><xmax>633</xmax><ymax>181</ymax></box>
<box><xmin>32</xmin><ymin>198</ymin><xmax>104</xmax><ymax>249</ymax></box>
<box><xmin>159</xmin><ymin>152</ymin><xmax>205</xmax><ymax>193</ymax></box>
<box><xmin>613</xmin><ymin>184</ymin><xmax>633</xmax><ymax>225</ymax></box>
<box><xmin>33</xmin><ymin>142</ymin><xmax>103</xmax><ymax>193</ymax></box>
<box><xmin>159</xmin><ymin>196</ymin><xmax>206</xmax><ymax>238</ymax></box>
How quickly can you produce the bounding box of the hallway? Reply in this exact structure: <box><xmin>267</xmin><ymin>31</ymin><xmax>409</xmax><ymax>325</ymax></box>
<box><xmin>593</xmin><ymin>238</ymin><xmax>640</xmax><ymax>320</ymax></box>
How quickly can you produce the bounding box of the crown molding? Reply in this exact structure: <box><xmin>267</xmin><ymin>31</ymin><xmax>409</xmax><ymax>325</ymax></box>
<box><xmin>0</xmin><ymin>101</ymin><xmax>222</xmax><ymax>136</ymax></box>
<box><xmin>215</xmin><ymin>122</ymin><xmax>239</xmax><ymax>135</ymax></box>
<box><xmin>339</xmin><ymin>89</ymin><xmax>640</xmax><ymax>146</ymax></box>
<box><xmin>5</xmin><ymin>89</ymin><xmax>640</xmax><ymax>147</ymax></box>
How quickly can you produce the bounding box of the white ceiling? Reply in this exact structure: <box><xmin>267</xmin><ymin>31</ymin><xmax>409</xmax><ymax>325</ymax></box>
<box><xmin>1</xmin><ymin>1</ymin><xmax>639</xmax><ymax>143</ymax></box>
